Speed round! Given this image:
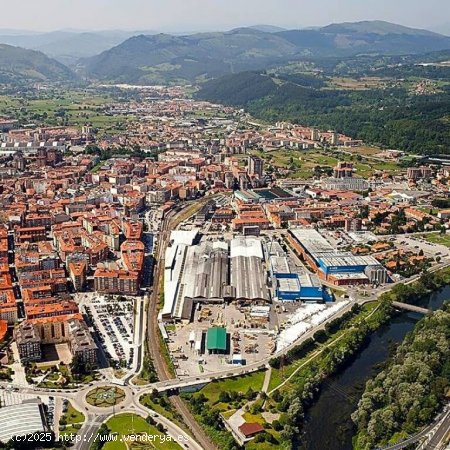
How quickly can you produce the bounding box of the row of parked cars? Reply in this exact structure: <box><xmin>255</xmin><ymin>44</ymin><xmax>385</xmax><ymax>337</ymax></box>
<box><xmin>84</xmin><ymin>303</ymin><xmax>134</xmax><ymax>369</ymax></box>
<box><xmin>47</xmin><ymin>396</ymin><xmax>55</xmax><ymax>427</ymax></box>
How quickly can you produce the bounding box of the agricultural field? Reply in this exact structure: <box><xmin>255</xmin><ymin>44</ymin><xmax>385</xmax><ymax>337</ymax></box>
<box><xmin>0</xmin><ymin>90</ymin><xmax>133</xmax><ymax>134</ymax></box>
<box><xmin>327</xmin><ymin>76</ymin><xmax>394</xmax><ymax>90</ymax></box>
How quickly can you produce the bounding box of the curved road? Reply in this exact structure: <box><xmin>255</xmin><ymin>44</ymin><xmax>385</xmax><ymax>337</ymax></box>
<box><xmin>375</xmin><ymin>406</ymin><xmax>450</xmax><ymax>450</ymax></box>
<box><xmin>5</xmin><ymin>208</ymin><xmax>449</xmax><ymax>450</ymax></box>
<box><xmin>1</xmin><ymin>381</ymin><xmax>202</xmax><ymax>450</ymax></box>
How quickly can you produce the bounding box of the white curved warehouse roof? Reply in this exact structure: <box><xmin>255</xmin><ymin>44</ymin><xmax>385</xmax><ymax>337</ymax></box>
<box><xmin>230</xmin><ymin>236</ymin><xmax>264</xmax><ymax>259</ymax></box>
<box><xmin>0</xmin><ymin>400</ymin><xmax>45</xmax><ymax>444</ymax></box>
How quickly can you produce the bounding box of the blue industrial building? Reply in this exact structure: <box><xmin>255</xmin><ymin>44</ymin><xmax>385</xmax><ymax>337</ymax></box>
<box><xmin>275</xmin><ymin>273</ymin><xmax>302</xmax><ymax>300</ymax></box>
<box><xmin>270</xmin><ymin>256</ymin><xmax>327</xmax><ymax>302</ymax></box>
<box><xmin>317</xmin><ymin>257</ymin><xmax>369</xmax><ymax>275</ymax></box>
<box><xmin>289</xmin><ymin>228</ymin><xmax>389</xmax><ymax>286</ymax></box>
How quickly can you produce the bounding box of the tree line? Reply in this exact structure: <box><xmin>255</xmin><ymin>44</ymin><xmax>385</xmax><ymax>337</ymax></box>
<box><xmin>197</xmin><ymin>69</ymin><xmax>450</xmax><ymax>155</ymax></box>
<box><xmin>352</xmin><ymin>303</ymin><xmax>450</xmax><ymax>450</ymax></box>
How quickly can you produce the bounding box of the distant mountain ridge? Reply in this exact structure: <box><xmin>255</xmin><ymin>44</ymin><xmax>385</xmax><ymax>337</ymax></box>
<box><xmin>80</xmin><ymin>20</ymin><xmax>450</xmax><ymax>84</ymax></box>
<box><xmin>248</xmin><ymin>24</ymin><xmax>288</xmax><ymax>33</ymax></box>
<box><xmin>79</xmin><ymin>28</ymin><xmax>300</xmax><ymax>84</ymax></box>
<box><xmin>0</xmin><ymin>44</ymin><xmax>76</xmax><ymax>83</ymax></box>
<box><xmin>321</xmin><ymin>20</ymin><xmax>442</xmax><ymax>36</ymax></box>
<box><xmin>0</xmin><ymin>29</ymin><xmax>158</xmax><ymax>65</ymax></box>
<box><xmin>1</xmin><ymin>21</ymin><xmax>450</xmax><ymax>86</ymax></box>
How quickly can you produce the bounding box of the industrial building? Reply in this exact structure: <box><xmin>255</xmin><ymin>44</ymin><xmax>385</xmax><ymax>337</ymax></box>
<box><xmin>206</xmin><ymin>327</ymin><xmax>228</xmax><ymax>354</ymax></box>
<box><xmin>230</xmin><ymin>236</ymin><xmax>270</xmax><ymax>304</ymax></box>
<box><xmin>288</xmin><ymin>228</ymin><xmax>389</xmax><ymax>286</ymax></box>
<box><xmin>234</xmin><ymin>187</ymin><xmax>296</xmax><ymax>204</ymax></box>
<box><xmin>269</xmin><ymin>254</ymin><xmax>326</xmax><ymax>302</ymax></box>
<box><xmin>162</xmin><ymin>232</ymin><xmax>270</xmax><ymax>321</ymax></box>
<box><xmin>322</xmin><ymin>177</ymin><xmax>369</xmax><ymax>191</ymax></box>
<box><xmin>0</xmin><ymin>399</ymin><xmax>46</xmax><ymax>444</ymax></box>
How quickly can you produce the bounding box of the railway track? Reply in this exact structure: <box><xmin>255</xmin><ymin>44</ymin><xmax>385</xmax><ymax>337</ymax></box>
<box><xmin>146</xmin><ymin>204</ymin><xmax>217</xmax><ymax>450</ymax></box>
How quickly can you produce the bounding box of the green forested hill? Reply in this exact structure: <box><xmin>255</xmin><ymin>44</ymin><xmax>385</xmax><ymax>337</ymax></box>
<box><xmin>0</xmin><ymin>44</ymin><xmax>76</xmax><ymax>83</ymax></box>
<box><xmin>351</xmin><ymin>304</ymin><xmax>450</xmax><ymax>450</ymax></box>
<box><xmin>196</xmin><ymin>68</ymin><xmax>450</xmax><ymax>154</ymax></box>
<box><xmin>80</xmin><ymin>21</ymin><xmax>450</xmax><ymax>84</ymax></box>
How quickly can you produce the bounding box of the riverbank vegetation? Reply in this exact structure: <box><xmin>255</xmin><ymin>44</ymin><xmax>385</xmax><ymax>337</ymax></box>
<box><xmin>182</xmin><ymin>268</ymin><xmax>450</xmax><ymax>449</ymax></box>
<box><xmin>382</xmin><ymin>267</ymin><xmax>450</xmax><ymax>306</ymax></box>
<box><xmin>352</xmin><ymin>303</ymin><xmax>450</xmax><ymax>449</ymax></box>
<box><xmin>183</xmin><ymin>300</ymin><xmax>394</xmax><ymax>449</ymax></box>
<box><xmin>267</xmin><ymin>300</ymin><xmax>394</xmax><ymax>448</ymax></box>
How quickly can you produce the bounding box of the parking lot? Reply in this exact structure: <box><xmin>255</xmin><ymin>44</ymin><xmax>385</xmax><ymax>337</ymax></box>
<box><xmin>394</xmin><ymin>234</ymin><xmax>450</xmax><ymax>259</ymax></box>
<box><xmin>79</xmin><ymin>295</ymin><xmax>136</xmax><ymax>371</ymax></box>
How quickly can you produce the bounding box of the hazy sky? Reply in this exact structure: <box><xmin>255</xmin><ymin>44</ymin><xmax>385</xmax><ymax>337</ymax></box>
<box><xmin>1</xmin><ymin>0</ymin><xmax>449</xmax><ymax>32</ymax></box>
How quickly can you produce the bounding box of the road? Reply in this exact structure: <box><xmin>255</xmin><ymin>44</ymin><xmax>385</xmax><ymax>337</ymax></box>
<box><xmin>78</xmin><ymin>414</ymin><xmax>108</xmax><ymax>450</ymax></box>
<box><xmin>5</xmin><ymin>212</ymin><xmax>450</xmax><ymax>450</ymax></box>
<box><xmin>377</xmin><ymin>405</ymin><xmax>450</xmax><ymax>450</ymax></box>
<box><xmin>420</xmin><ymin>407</ymin><xmax>450</xmax><ymax>450</ymax></box>
<box><xmin>12</xmin><ymin>379</ymin><xmax>201</xmax><ymax>450</ymax></box>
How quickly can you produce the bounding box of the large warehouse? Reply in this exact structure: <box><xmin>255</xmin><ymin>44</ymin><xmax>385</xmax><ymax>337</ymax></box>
<box><xmin>234</xmin><ymin>187</ymin><xmax>296</xmax><ymax>204</ymax></box>
<box><xmin>269</xmin><ymin>255</ymin><xmax>326</xmax><ymax>302</ymax></box>
<box><xmin>163</xmin><ymin>233</ymin><xmax>270</xmax><ymax>321</ymax></box>
<box><xmin>0</xmin><ymin>399</ymin><xmax>45</xmax><ymax>444</ymax></box>
<box><xmin>288</xmin><ymin>228</ymin><xmax>388</xmax><ymax>286</ymax></box>
<box><xmin>230</xmin><ymin>236</ymin><xmax>270</xmax><ymax>303</ymax></box>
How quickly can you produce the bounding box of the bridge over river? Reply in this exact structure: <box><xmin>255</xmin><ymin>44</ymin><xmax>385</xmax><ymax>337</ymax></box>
<box><xmin>392</xmin><ymin>301</ymin><xmax>431</xmax><ymax>315</ymax></box>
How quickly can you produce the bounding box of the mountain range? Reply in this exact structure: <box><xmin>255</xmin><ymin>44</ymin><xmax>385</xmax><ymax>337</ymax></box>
<box><xmin>0</xmin><ymin>29</ymin><xmax>158</xmax><ymax>65</ymax></box>
<box><xmin>1</xmin><ymin>21</ymin><xmax>450</xmax><ymax>85</ymax></box>
<box><xmin>0</xmin><ymin>44</ymin><xmax>76</xmax><ymax>84</ymax></box>
<box><xmin>80</xmin><ymin>21</ymin><xmax>450</xmax><ymax>84</ymax></box>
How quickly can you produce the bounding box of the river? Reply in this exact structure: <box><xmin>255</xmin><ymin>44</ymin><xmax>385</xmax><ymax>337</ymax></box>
<box><xmin>299</xmin><ymin>286</ymin><xmax>450</xmax><ymax>450</ymax></box>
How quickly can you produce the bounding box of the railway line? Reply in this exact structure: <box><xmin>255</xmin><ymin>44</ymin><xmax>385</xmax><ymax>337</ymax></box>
<box><xmin>146</xmin><ymin>202</ymin><xmax>217</xmax><ymax>450</ymax></box>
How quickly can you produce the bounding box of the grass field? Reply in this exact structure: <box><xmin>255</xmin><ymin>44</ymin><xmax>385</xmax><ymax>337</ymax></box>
<box><xmin>103</xmin><ymin>413</ymin><xmax>181</xmax><ymax>450</ymax></box>
<box><xmin>419</xmin><ymin>232</ymin><xmax>450</xmax><ymax>247</ymax></box>
<box><xmin>65</xmin><ymin>401</ymin><xmax>85</xmax><ymax>424</ymax></box>
<box><xmin>140</xmin><ymin>394</ymin><xmax>190</xmax><ymax>436</ymax></box>
<box><xmin>250</xmin><ymin>148</ymin><xmax>401</xmax><ymax>179</ymax></box>
<box><xmin>184</xmin><ymin>371</ymin><xmax>271</xmax><ymax>450</ymax></box>
<box><xmin>193</xmin><ymin>371</ymin><xmax>266</xmax><ymax>407</ymax></box>
<box><xmin>340</xmin><ymin>145</ymin><xmax>384</xmax><ymax>156</ymax></box>
<box><xmin>59</xmin><ymin>401</ymin><xmax>85</xmax><ymax>439</ymax></box>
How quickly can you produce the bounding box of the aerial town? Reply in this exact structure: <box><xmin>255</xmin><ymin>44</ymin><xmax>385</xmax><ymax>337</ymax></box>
<box><xmin>0</xmin><ymin>84</ymin><xmax>449</xmax><ymax>449</ymax></box>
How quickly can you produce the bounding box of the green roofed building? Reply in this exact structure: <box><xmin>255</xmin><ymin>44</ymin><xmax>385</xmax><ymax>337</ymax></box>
<box><xmin>207</xmin><ymin>327</ymin><xmax>227</xmax><ymax>354</ymax></box>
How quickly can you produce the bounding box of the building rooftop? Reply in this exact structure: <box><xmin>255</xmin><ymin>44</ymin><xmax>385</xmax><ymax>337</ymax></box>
<box><xmin>206</xmin><ymin>327</ymin><xmax>227</xmax><ymax>351</ymax></box>
<box><xmin>230</xmin><ymin>236</ymin><xmax>264</xmax><ymax>259</ymax></box>
<box><xmin>238</xmin><ymin>422</ymin><xmax>264</xmax><ymax>437</ymax></box>
<box><xmin>230</xmin><ymin>255</ymin><xmax>270</xmax><ymax>302</ymax></box>
<box><xmin>0</xmin><ymin>400</ymin><xmax>45</xmax><ymax>444</ymax></box>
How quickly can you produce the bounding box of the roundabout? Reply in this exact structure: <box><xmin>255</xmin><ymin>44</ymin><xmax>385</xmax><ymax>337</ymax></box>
<box><xmin>85</xmin><ymin>386</ymin><xmax>126</xmax><ymax>408</ymax></box>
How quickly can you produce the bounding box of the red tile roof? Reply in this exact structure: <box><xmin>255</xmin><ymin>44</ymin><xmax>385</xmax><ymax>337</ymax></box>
<box><xmin>238</xmin><ymin>422</ymin><xmax>264</xmax><ymax>437</ymax></box>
